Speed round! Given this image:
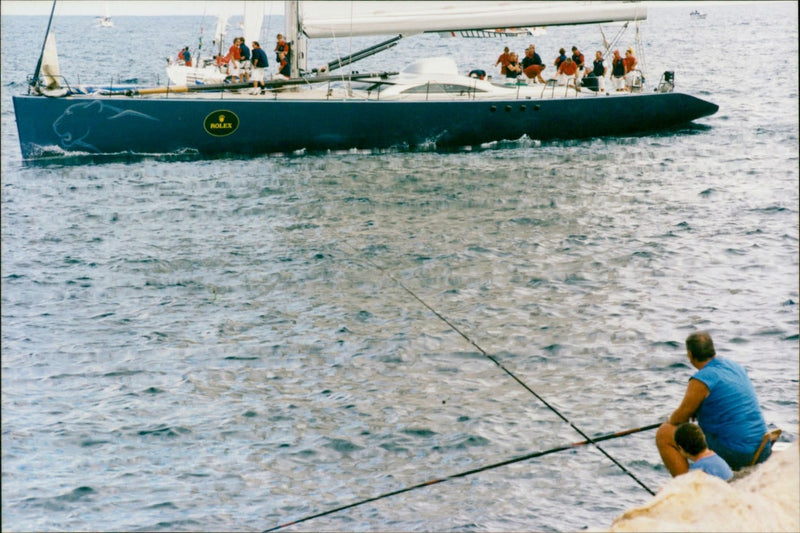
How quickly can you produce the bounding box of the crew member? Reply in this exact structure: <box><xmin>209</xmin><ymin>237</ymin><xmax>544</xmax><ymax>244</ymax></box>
<box><xmin>275</xmin><ymin>33</ymin><xmax>291</xmax><ymax>77</ymax></box>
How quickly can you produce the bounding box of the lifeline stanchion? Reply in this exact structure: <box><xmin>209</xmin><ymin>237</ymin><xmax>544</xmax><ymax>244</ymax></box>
<box><xmin>264</xmin><ymin>422</ymin><xmax>661</xmax><ymax>532</ymax></box>
<box><xmin>344</xmin><ymin>244</ymin><xmax>656</xmax><ymax>497</ymax></box>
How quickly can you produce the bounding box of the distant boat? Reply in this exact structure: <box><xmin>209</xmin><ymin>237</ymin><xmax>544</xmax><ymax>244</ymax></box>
<box><xmin>690</xmin><ymin>10</ymin><xmax>707</xmax><ymax>19</ymax></box>
<box><xmin>13</xmin><ymin>1</ymin><xmax>718</xmax><ymax>160</ymax></box>
<box><xmin>97</xmin><ymin>2</ymin><xmax>113</xmax><ymax>27</ymax></box>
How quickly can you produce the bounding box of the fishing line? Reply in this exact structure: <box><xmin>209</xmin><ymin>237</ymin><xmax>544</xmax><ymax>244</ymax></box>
<box><xmin>263</xmin><ymin>422</ymin><xmax>660</xmax><ymax>532</ymax></box>
<box><xmin>342</xmin><ymin>242</ymin><xmax>655</xmax><ymax>496</ymax></box>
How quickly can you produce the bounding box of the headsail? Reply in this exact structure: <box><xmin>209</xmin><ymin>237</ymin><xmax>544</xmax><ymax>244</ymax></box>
<box><xmin>214</xmin><ymin>6</ymin><xmax>231</xmax><ymax>55</ymax></box>
<box><xmin>300</xmin><ymin>1</ymin><xmax>646</xmax><ymax>39</ymax></box>
<box><xmin>40</xmin><ymin>31</ymin><xmax>60</xmax><ymax>89</ymax></box>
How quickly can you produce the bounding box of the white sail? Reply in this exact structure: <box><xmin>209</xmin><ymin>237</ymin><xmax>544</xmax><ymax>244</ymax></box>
<box><xmin>300</xmin><ymin>1</ymin><xmax>646</xmax><ymax>39</ymax></box>
<box><xmin>41</xmin><ymin>31</ymin><xmax>60</xmax><ymax>88</ymax></box>
<box><xmin>242</xmin><ymin>1</ymin><xmax>265</xmax><ymax>45</ymax></box>
<box><xmin>214</xmin><ymin>6</ymin><xmax>231</xmax><ymax>53</ymax></box>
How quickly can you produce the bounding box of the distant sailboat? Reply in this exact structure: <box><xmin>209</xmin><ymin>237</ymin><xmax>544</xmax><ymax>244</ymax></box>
<box><xmin>98</xmin><ymin>2</ymin><xmax>113</xmax><ymax>27</ymax></box>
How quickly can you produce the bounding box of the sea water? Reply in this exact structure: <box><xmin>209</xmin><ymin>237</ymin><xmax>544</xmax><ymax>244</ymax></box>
<box><xmin>1</xmin><ymin>2</ymin><xmax>798</xmax><ymax>532</ymax></box>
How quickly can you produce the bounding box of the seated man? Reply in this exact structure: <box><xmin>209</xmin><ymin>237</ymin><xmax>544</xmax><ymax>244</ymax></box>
<box><xmin>521</xmin><ymin>45</ymin><xmax>546</xmax><ymax>83</ymax></box>
<box><xmin>674</xmin><ymin>422</ymin><xmax>733</xmax><ymax>481</ymax></box>
<box><xmin>656</xmin><ymin>331</ymin><xmax>771</xmax><ymax>477</ymax></box>
<box><xmin>275</xmin><ymin>33</ymin><xmax>292</xmax><ymax>77</ymax></box>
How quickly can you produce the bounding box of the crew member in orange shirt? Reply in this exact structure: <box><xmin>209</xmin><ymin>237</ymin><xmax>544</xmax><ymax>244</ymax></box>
<box><xmin>495</xmin><ymin>46</ymin><xmax>511</xmax><ymax>76</ymax></box>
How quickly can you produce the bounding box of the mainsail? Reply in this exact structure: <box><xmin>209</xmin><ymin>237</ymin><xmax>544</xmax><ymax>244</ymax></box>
<box><xmin>299</xmin><ymin>1</ymin><xmax>647</xmax><ymax>39</ymax></box>
<box><xmin>242</xmin><ymin>1</ymin><xmax>265</xmax><ymax>46</ymax></box>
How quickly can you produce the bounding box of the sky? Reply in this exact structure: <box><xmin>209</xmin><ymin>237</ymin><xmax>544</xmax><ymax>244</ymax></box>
<box><xmin>0</xmin><ymin>1</ymin><xmax>745</xmax><ymax>17</ymax></box>
<box><xmin>0</xmin><ymin>1</ymin><xmax>285</xmax><ymax>16</ymax></box>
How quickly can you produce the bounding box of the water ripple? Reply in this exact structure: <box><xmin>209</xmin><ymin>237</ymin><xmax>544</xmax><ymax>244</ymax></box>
<box><xmin>2</xmin><ymin>4</ymin><xmax>798</xmax><ymax>533</ymax></box>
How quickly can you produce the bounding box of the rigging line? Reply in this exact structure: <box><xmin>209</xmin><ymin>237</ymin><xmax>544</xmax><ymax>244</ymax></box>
<box><xmin>31</xmin><ymin>0</ymin><xmax>58</xmax><ymax>91</ymax></box>
<box><xmin>263</xmin><ymin>422</ymin><xmax>661</xmax><ymax>532</ymax></box>
<box><xmin>341</xmin><ymin>242</ymin><xmax>655</xmax><ymax>496</ymax></box>
<box><xmin>347</xmin><ymin>1</ymin><xmax>354</xmax><ymax>84</ymax></box>
<box><xmin>599</xmin><ymin>25</ymin><xmax>611</xmax><ymax>51</ymax></box>
<box><xmin>634</xmin><ymin>22</ymin><xmax>647</xmax><ymax>80</ymax></box>
<box><xmin>605</xmin><ymin>22</ymin><xmax>628</xmax><ymax>55</ymax></box>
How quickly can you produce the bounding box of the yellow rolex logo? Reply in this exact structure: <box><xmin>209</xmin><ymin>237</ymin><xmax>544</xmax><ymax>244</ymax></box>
<box><xmin>204</xmin><ymin>110</ymin><xmax>239</xmax><ymax>137</ymax></box>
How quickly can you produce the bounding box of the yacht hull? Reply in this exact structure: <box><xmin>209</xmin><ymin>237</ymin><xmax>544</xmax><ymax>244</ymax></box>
<box><xmin>13</xmin><ymin>92</ymin><xmax>718</xmax><ymax>159</ymax></box>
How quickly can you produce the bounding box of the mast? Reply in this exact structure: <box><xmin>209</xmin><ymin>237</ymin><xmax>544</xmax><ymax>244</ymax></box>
<box><xmin>285</xmin><ymin>0</ymin><xmax>305</xmax><ymax>75</ymax></box>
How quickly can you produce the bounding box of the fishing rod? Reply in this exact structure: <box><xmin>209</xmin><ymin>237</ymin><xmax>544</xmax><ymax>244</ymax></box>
<box><xmin>264</xmin><ymin>422</ymin><xmax>660</xmax><ymax>532</ymax></box>
<box><xmin>346</xmin><ymin>244</ymin><xmax>656</xmax><ymax>497</ymax></box>
<box><xmin>31</xmin><ymin>0</ymin><xmax>57</xmax><ymax>92</ymax></box>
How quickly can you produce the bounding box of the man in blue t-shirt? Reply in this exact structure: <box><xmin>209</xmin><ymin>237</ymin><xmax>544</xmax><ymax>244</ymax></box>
<box><xmin>656</xmin><ymin>331</ymin><xmax>771</xmax><ymax>476</ymax></box>
<box><xmin>249</xmin><ymin>41</ymin><xmax>268</xmax><ymax>88</ymax></box>
<box><xmin>251</xmin><ymin>41</ymin><xmax>268</xmax><ymax>69</ymax></box>
<box><xmin>239</xmin><ymin>39</ymin><xmax>251</xmax><ymax>61</ymax></box>
<box><xmin>674</xmin><ymin>422</ymin><xmax>733</xmax><ymax>481</ymax></box>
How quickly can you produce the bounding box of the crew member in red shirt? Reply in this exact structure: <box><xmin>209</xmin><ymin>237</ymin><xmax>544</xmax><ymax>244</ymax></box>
<box><xmin>225</xmin><ymin>37</ymin><xmax>243</xmax><ymax>82</ymax></box>
<box><xmin>554</xmin><ymin>56</ymin><xmax>579</xmax><ymax>87</ymax></box>
<box><xmin>623</xmin><ymin>46</ymin><xmax>637</xmax><ymax>74</ymax></box>
<box><xmin>623</xmin><ymin>46</ymin><xmax>639</xmax><ymax>91</ymax></box>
